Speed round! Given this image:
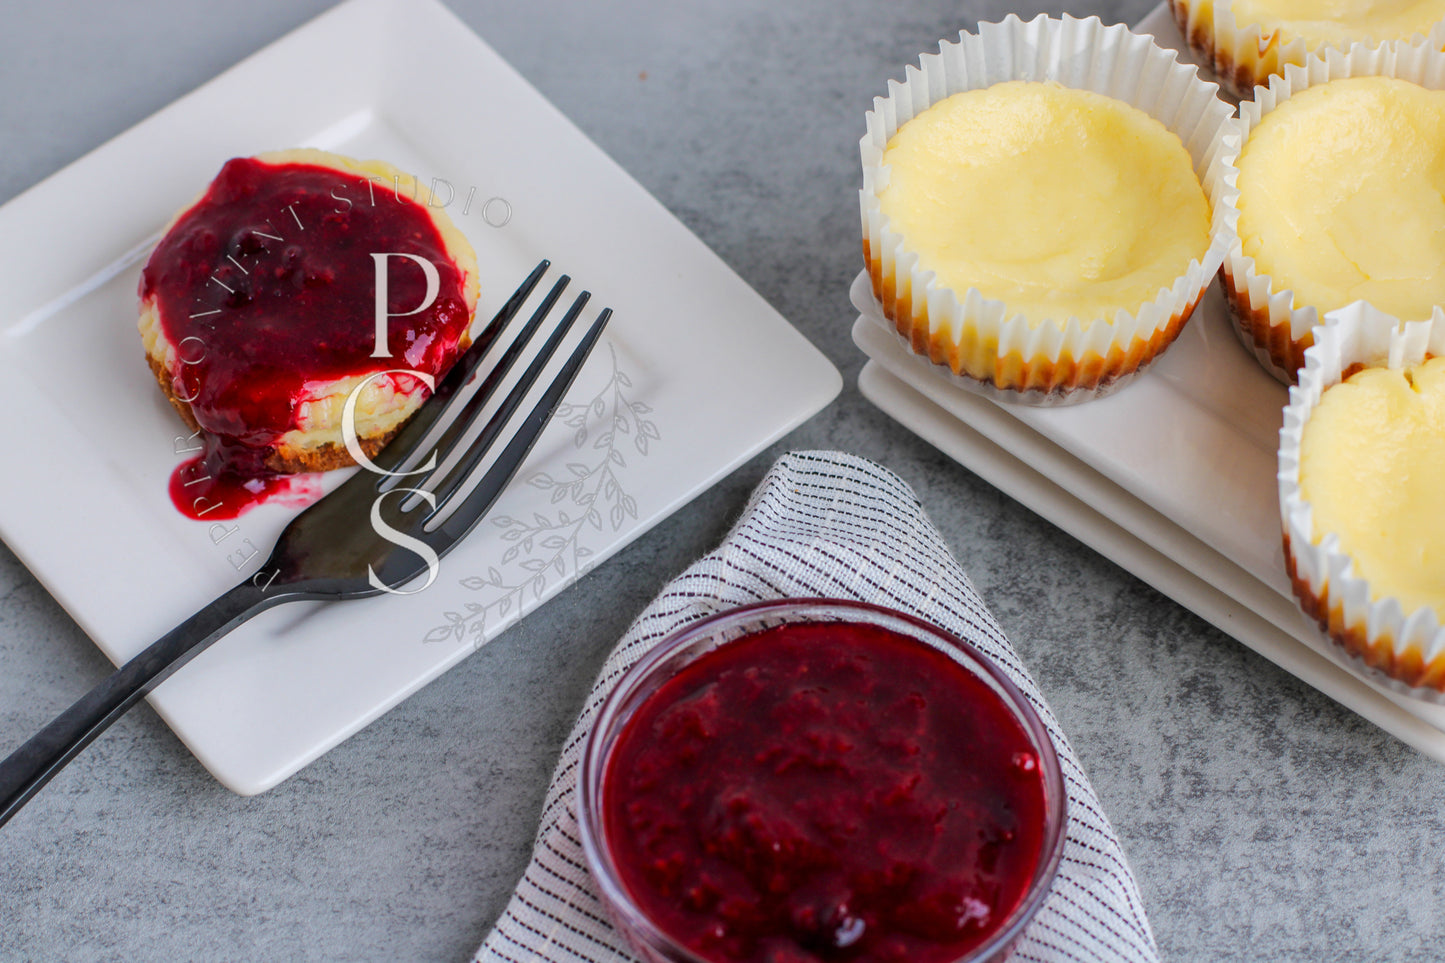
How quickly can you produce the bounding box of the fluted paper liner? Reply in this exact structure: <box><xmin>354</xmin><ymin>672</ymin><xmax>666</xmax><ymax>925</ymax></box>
<box><xmin>860</xmin><ymin>14</ymin><xmax>1238</xmax><ymax>406</ymax></box>
<box><xmin>1169</xmin><ymin>0</ymin><xmax>1445</xmax><ymax>99</ymax></box>
<box><xmin>1280</xmin><ymin>302</ymin><xmax>1445</xmax><ymax>698</ymax></box>
<box><xmin>1222</xmin><ymin>38</ymin><xmax>1445</xmax><ymax>385</ymax></box>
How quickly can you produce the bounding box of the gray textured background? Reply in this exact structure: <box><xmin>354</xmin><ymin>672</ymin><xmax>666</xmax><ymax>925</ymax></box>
<box><xmin>2</xmin><ymin>0</ymin><xmax>1443</xmax><ymax>960</ymax></box>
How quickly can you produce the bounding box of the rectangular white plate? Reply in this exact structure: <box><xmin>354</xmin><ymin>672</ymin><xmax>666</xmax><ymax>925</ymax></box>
<box><xmin>0</xmin><ymin>0</ymin><xmax>841</xmax><ymax>794</ymax></box>
<box><xmin>853</xmin><ymin>3</ymin><xmax>1445</xmax><ymax>762</ymax></box>
<box><xmin>854</xmin><ymin>278</ymin><xmax>1445</xmax><ymax>761</ymax></box>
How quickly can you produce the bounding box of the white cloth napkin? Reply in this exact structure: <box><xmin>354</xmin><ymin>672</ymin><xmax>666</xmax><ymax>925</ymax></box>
<box><xmin>474</xmin><ymin>450</ymin><xmax>1159</xmax><ymax>963</ymax></box>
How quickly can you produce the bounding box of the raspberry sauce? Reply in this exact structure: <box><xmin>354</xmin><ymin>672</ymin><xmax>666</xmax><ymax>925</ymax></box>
<box><xmin>139</xmin><ymin>156</ymin><xmax>472</xmax><ymax>519</ymax></box>
<box><xmin>602</xmin><ymin>620</ymin><xmax>1050</xmax><ymax>963</ymax></box>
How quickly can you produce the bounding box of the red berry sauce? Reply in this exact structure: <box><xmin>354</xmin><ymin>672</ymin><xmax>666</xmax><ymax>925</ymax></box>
<box><xmin>603</xmin><ymin>621</ymin><xmax>1050</xmax><ymax>963</ymax></box>
<box><xmin>139</xmin><ymin>156</ymin><xmax>473</xmax><ymax>519</ymax></box>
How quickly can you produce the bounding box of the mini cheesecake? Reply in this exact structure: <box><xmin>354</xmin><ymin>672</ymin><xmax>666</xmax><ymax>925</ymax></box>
<box><xmin>1170</xmin><ymin>0</ymin><xmax>1445</xmax><ymax>97</ymax></box>
<box><xmin>877</xmin><ymin>81</ymin><xmax>1210</xmax><ymax>329</ymax></box>
<box><xmin>1281</xmin><ymin>306</ymin><xmax>1445</xmax><ymax>692</ymax></box>
<box><xmin>1227</xmin><ymin>75</ymin><xmax>1445</xmax><ymax>380</ymax></box>
<box><xmin>1300</xmin><ymin>358</ymin><xmax>1445</xmax><ymax>623</ymax></box>
<box><xmin>140</xmin><ymin>148</ymin><xmax>480</xmax><ymax>481</ymax></box>
<box><xmin>864</xmin><ymin>75</ymin><xmax>1217</xmax><ymax>399</ymax></box>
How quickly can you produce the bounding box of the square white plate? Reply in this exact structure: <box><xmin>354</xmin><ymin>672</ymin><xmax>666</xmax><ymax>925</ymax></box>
<box><xmin>0</xmin><ymin>0</ymin><xmax>841</xmax><ymax>794</ymax></box>
<box><xmin>850</xmin><ymin>6</ymin><xmax>1445</xmax><ymax>760</ymax></box>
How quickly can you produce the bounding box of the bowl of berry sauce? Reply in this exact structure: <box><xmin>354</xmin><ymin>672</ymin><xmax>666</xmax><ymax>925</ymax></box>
<box><xmin>578</xmin><ymin>598</ymin><xmax>1066</xmax><ymax>963</ymax></box>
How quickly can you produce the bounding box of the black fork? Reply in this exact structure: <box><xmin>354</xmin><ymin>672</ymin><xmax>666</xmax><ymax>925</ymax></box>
<box><xmin>0</xmin><ymin>259</ymin><xmax>611</xmax><ymax>828</ymax></box>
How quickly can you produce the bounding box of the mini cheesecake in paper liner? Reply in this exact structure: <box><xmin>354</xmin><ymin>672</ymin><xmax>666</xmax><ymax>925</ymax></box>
<box><xmin>1222</xmin><ymin>39</ymin><xmax>1445</xmax><ymax>386</ymax></box>
<box><xmin>1169</xmin><ymin>0</ymin><xmax>1445</xmax><ymax>99</ymax></box>
<box><xmin>859</xmin><ymin>14</ymin><xmax>1238</xmax><ymax>407</ymax></box>
<box><xmin>1280</xmin><ymin>302</ymin><xmax>1445</xmax><ymax>699</ymax></box>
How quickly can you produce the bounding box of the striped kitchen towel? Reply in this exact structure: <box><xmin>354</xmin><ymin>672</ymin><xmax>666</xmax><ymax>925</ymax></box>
<box><xmin>475</xmin><ymin>450</ymin><xmax>1158</xmax><ymax>963</ymax></box>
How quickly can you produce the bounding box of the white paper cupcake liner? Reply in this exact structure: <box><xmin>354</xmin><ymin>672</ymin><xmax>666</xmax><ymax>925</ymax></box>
<box><xmin>1221</xmin><ymin>38</ymin><xmax>1445</xmax><ymax>385</ymax></box>
<box><xmin>1168</xmin><ymin>0</ymin><xmax>1445</xmax><ymax>99</ymax></box>
<box><xmin>1280</xmin><ymin>301</ymin><xmax>1445</xmax><ymax>699</ymax></box>
<box><xmin>859</xmin><ymin>14</ymin><xmax>1238</xmax><ymax>407</ymax></box>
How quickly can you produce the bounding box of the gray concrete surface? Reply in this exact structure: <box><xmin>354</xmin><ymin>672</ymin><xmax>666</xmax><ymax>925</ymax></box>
<box><xmin>2</xmin><ymin>1</ymin><xmax>1444</xmax><ymax>960</ymax></box>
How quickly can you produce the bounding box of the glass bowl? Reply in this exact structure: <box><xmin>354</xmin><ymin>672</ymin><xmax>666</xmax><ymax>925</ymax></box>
<box><xmin>577</xmin><ymin>598</ymin><xmax>1067</xmax><ymax>963</ymax></box>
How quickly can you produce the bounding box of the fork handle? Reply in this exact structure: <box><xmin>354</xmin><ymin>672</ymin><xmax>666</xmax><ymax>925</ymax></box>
<box><xmin>0</xmin><ymin>580</ymin><xmax>277</xmax><ymax>828</ymax></box>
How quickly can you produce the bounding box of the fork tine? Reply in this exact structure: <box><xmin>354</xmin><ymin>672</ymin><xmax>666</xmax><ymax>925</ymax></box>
<box><xmin>425</xmin><ymin>303</ymin><xmax>613</xmax><ymax>545</ymax></box>
<box><xmin>386</xmin><ymin>274</ymin><xmax>573</xmax><ymax>484</ymax></box>
<box><xmin>422</xmin><ymin>287</ymin><xmax>600</xmax><ymax>520</ymax></box>
<box><xmin>366</xmin><ymin>258</ymin><xmax>551</xmax><ymax>476</ymax></box>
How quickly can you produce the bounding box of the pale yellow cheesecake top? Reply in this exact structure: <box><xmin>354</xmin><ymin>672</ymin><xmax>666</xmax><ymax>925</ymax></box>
<box><xmin>1301</xmin><ymin>356</ymin><xmax>1445</xmax><ymax>619</ymax></box>
<box><xmin>1227</xmin><ymin>0</ymin><xmax>1445</xmax><ymax>48</ymax></box>
<box><xmin>1237</xmin><ymin>76</ymin><xmax>1445</xmax><ymax>321</ymax></box>
<box><xmin>876</xmin><ymin>81</ymin><xmax>1211</xmax><ymax>328</ymax></box>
